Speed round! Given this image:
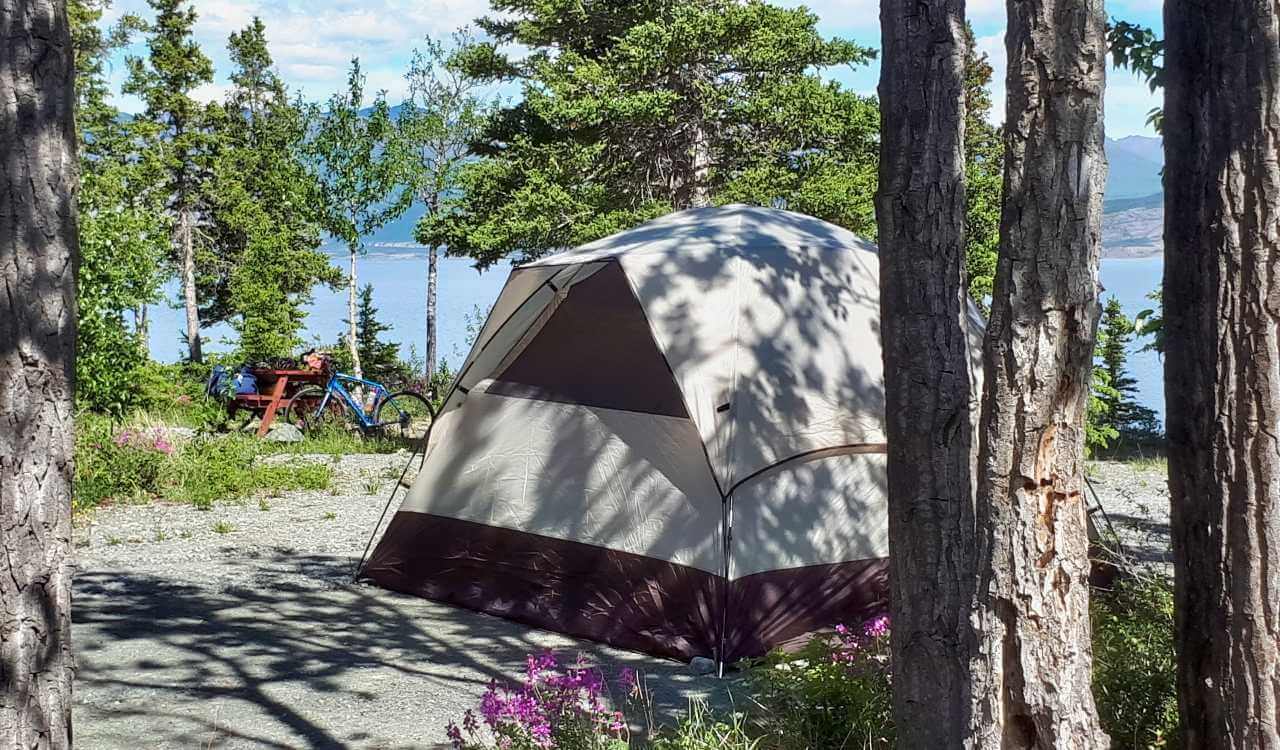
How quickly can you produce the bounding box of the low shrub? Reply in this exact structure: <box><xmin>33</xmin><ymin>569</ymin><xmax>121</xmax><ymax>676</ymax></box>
<box><xmin>75</xmin><ymin>419</ymin><xmax>172</xmax><ymax>507</ymax></box>
<box><xmin>650</xmin><ymin>700</ymin><xmax>757</xmax><ymax>750</ymax></box>
<box><xmin>1092</xmin><ymin>576</ymin><xmax>1178</xmax><ymax>749</ymax></box>
<box><xmin>74</xmin><ymin>419</ymin><xmax>331</xmax><ymax>510</ymax></box>
<box><xmin>160</xmin><ymin>436</ymin><xmax>331</xmax><ymax>509</ymax></box>
<box><xmin>446</xmin><ymin>652</ymin><xmax>630</xmax><ymax>750</ymax></box>
<box><xmin>741</xmin><ymin>616</ymin><xmax>892</xmax><ymax>749</ymax></box>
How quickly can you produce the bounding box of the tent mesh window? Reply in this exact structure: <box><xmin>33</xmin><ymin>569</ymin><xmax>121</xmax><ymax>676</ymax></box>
<box><xmin>487</xmin><ymin>263</ymin><xmax>690</xmax><ymax>418</ymax></box>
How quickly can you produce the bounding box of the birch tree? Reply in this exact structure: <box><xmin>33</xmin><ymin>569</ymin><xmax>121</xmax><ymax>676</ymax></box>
<box><xmin>307</xmin><ymin>59</ymin><xmax>403</xmax><ymax>381</ymax></box>
<box><xmin>396</xmin><ymin>32</ymin><xmax>488</xmax><ymax>377</ymax></box>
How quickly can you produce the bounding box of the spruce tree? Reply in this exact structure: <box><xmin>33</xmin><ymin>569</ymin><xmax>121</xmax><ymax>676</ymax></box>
<box><xmin>1095</xmin><ymin>296</ymin><xmax>1159</xmax><ymax>444</ymax></box>
<box><xmin>123</xmin><ymin>0</ymin><xmax>219</xmax><ymax>362</ymax></box>
<box><xmin>342</xmin><ymin>284</ymin><xmax>407</xmax><ymax>385</ymax></box>
<box><xmin>210</xmin><ymin>17</ymin><xmax>341</xmax><ymax>361</ymax></box>
<box><xmin>437</xmin><ymin>0</ymin><xmax>878</xmax><ymax>268</ymax></box>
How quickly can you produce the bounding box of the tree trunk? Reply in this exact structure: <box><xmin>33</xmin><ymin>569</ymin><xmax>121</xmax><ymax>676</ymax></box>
<box><xmin>179</xmin><ymin>209</ymin><xmax>201</xmax><ymax>363</ymax></box>
<box><xmin>135</xmin><ymin>304</ymin><xmax>149</xmax><ymax>350</ymax></box>
<box><xmin>347</xmin><ymin>248</ymin><xmax>363</xmax><ymax>381</ymax></box>
<box><xmin>687</xmin><ymin>119</ymin><xmax>712</xmax><ymax>209</ymax></box>
<box><xmin>425</xmin><ymin>245</ymin><xmax>438</xmax><ymax>377</ymax></box>
<box><xmin>970</xmin><ymin>0</ymin><xmax>1109</xmax><ymax>746</ymax></box>
<box><xmin>874</xmin><ymin>1</ymin><xmax>977</xmax><ymax>745</ymax></box>
<box><xmin>1163</xmin><ymin>2</ymin><xmax>1280</xmax><ymax>746</ymax></box>
<box><xmin>0</xmin><ymin>0</ymin><xmax>77</xmax><ymax>745</ymax></box>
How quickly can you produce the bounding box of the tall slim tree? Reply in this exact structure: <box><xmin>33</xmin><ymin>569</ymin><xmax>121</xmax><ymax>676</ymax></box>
<box><xmin>970</xmin><ymin>0</ymin><xmax>1109</xmax><ymax>745</ymax></box>
<box><xmin>1163</xmin><ymin>2</ymin><xmax>1280</xmax><ymax>745</ymax></box>
<box><xmin>210</xmin><ymin>17</ymin><xmax>340</xmax><ymax>361</ymax></box>
<box><xmin>123</xmin><ymin>0</ymin><xmax>218</xmax><ymax>362</ymax></box>
<box><xmin>0</xmin><ymin>0</ymin><xmax>77</xmax><ymax>743</ymax></box>
<box><xmin>71</xmin><ymin>0</ymin><xmax>169</xmax><ymax>415</ymax></box>
<box><xmin>396</xmin><ymin>31</ymin><xmax>489</xmax><ymax>376</ymax></box>
<box><xmin>875</xmin><ymin>1</ymin><xmax>977</xmax><ymax>745</ymax></box>
<box><xmin>307</xmin><ymin>59</ymin><xmax>404</xmax><ymax>380</ymax></box>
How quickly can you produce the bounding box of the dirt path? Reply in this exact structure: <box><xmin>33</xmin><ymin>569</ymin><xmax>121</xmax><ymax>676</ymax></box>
<box><xmin>73</xmin><ymin>453</ymin><xmax>728</xmax><ymax>749</ymax></box>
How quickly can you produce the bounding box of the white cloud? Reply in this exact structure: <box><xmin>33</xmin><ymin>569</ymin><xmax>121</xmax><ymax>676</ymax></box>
<box><xmin>975</xmin><ymin>31</ymin><xmax>1006</xmax><ymax>126</ymax></box>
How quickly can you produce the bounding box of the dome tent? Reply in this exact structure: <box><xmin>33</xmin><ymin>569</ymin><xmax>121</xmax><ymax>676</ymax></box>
<box><xmin>360</xmin><ymin>204</ymin><xmax>952</xmax><ymax>664</ymax></box>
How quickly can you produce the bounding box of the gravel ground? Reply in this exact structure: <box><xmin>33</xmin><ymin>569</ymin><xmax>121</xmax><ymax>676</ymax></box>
<box><xmin>73</xmin><ymin>454</ymin><xmax>1171</xmax><ymax>749</ymax></box>
<box><xmin>73</xmin><ymin>453</ymin><xmax>730</xmax><ymax>750</ymax></box>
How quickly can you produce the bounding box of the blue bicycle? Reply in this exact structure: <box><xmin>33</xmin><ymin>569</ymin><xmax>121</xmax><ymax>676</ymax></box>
<box><xmin>284</xmin><ymin>372</ymin><xmax>434</xmax><ymax>442</ymax></box>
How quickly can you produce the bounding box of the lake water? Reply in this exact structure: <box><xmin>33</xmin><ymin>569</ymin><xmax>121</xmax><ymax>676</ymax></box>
<box><xmin>149</xmin><ymin>251</ymin><xmax>1166</xmax><ymax>423</ymax></box>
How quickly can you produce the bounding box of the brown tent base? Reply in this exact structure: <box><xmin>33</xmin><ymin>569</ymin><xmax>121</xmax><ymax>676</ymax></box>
<box><xmin>362</xmin><ymin>511</ymin><xmax>888</xmax><ymax>663</ymax></box>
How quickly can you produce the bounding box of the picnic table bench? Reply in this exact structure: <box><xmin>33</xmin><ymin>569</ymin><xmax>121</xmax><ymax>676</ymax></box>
<box><xmin>227</xmin><ymin>368</ymin><xmax>328</xmax><ymax>437</ymax></box>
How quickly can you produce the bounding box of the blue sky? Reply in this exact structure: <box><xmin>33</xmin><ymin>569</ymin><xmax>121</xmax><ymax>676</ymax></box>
<box><xmin>104</xmin><ymin>0</ymin><xmax>1165</xmax><ymax>137</ymax></box>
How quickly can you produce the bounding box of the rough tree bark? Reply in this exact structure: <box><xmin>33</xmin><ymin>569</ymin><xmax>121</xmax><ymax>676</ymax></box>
<box><xmin>179</xmin><ymin>209</ymin><xmax>201</xmax><ymax>363</ymax></box>
<box><xmin>0</xmin><ymin>0</ymin><xmax>78</xmax><ymax>745</ymax></box>
<box><xmin>875</xmin><ymin>1</ymin><xmax>977</xmax><ymax>744</ymax></box>
<box><xmin>425</xmin><ymin>245</ymin><xmax>438</xmax><ymax>377</ymax></box>
<box><xmin>347</xmin><ymin>247</ymin><xmax>363</xmax><ymax>381</ymax></box>
<box><xmin>970</xmin><ymin>0</ymin><xmax>1109</xmax><ymax>746</ymax></box>
<box><xmin>1163</xmin><ymin>2</ymin><xmax>1280</xmax><ymax>746</ymax></box>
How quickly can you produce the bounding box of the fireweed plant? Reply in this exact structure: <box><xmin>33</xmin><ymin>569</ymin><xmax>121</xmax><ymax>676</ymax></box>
<box><xmin>446</xmin><ymin>617</ymin><xmax>895</xmax><ymax>749</ymax></box>
<box><xmin>446</xmin><ymin>652</ymin><xmax>632</xmax><ymax>749</ymax></box>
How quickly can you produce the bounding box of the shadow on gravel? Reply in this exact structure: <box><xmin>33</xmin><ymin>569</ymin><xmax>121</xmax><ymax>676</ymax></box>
<box><xmin>1107</xmin><ymin>512</ymin><xmax>1173</xmax><ymax>565</ymax></box>
<box><xmin>75</xmin><ymin>551</ymin><xmax>727</xmax><ymax>749</ymax></box>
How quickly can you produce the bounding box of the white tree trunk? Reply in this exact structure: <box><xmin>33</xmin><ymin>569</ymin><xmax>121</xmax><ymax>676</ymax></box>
<box><xmin>347</xmin><ymin>248</ymin><xmax>362</xmax><ymax>381</ymax></box>
<box><xmin>180</xmin><ymin>210</ymin><xmax>201</xmax><ymax>363</ymax></box>
<box><xmin>0</xmin><ymin>0</ymin><xmax>77</xmax><ymax>743</ymax></box>
<box><xmin>425</xmin><ymin>245</ymin><xmax>438</xmax><ymax>377</ymax></box>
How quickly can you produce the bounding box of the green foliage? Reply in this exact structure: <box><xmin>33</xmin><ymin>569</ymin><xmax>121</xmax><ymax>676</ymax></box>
<box><xmin>1106</xmin><ymin>20</ymin><xmax>1164</xmax><ymax>132</ymax></box>
<box><xmin>435</xmin><ymin>0</ymin><xmax>879</xmax><ymax>268</ymax></box>
<box><xmin>74</xmin><ymin>414</ymin><xmax>332</xmax><ymax>510</ymax></box>
<box><xmin>962</xmin><ymin>22</ymin><xmax>1002</xmax><ymax>305</ymax></box>
<box><xmin>1095</xmin><ymin>297</ymin><xmax>1162</xmax><ymax>445</ymax></box>
<box><xmin>306</xmin><ymin>58</ymin><xmax>407</xmax><ymax>374</ymax></box>
<box><xmin>307</xmin><ymin>59</ymin><xmax>407</xmax><ymax>253</ymax></box>
<box><xmin>210</xmin><ymin>17</ymin><xmax>342</xmax><ymax>360</ymax></box>
<box><xmin>1092</xmin><ymin>577</ymin><xmax>1179</xmax><ymax>749</ymax></box>
<box><xmin>330</xmin><ymin>284</ymin><xmax>413</xmax><ymax>386</ymax></box>
<box><xmin>651</xmin><ymin>700</ymin><xmax>758</xmax><ymax>750</ymax></box>
<box><xmin>1134</xmin><ymin>289</ymin><xmax>1164</xmax><ymax>354</ymax></box>
<box><xmin>71</xmin><ymin>0</ymin><xmax>169</xmax><ymax>416</ymax></box>
<box><xmin>741</xmin><ymin>620</ymin><xmax>892</xmax><ymax>749</ymax></box>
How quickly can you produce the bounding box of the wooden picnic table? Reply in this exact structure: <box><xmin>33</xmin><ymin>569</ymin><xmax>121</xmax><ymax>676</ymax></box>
<box><xmin>228</xmin><ymin>368</ymin><xmax>328</xmax><ymax>437</ymax></box>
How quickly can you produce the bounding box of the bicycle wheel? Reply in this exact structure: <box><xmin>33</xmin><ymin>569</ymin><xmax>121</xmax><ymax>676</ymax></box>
<box><xmin>285</xmin><ymin>385</ymin><xmax>350</xmax><ymax>435</ymax></box>
<box><xmin>375</xmin><ymin>391</ymin><xmax>434</xmax><ymax>443</ymax></box>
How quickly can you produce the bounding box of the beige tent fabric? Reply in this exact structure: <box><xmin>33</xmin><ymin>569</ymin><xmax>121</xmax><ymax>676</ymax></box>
<box><xmin>401</xmin><ymin>382</ymin><xmax>724</xmax><ymax>573</ymax></box>
<box><xmin>528</xmin><ymin>205</ymin><xmax>888</xmax><ymax>488</ymax></box>
<box><xmin>405</xmin><ymin>204</ymin><xmax>981</xmax><ymax>578</ymax></box>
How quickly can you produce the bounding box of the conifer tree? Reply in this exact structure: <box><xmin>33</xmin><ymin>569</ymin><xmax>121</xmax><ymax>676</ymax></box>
<box><xmin>437</xmin><ymin>0</ymin><xmax>878</xmax><ymax>267</ymax></box>
<box><xmin>1095</xmin><ymin>296</ymin><xmax>1159</xmax><ymax>443</ymax></box>
<box><xmin>210</xmin><ymin>17</ymin><xmax>341</xmax><ymax>361</ymax></box>
<box><xmin>123</xmin><ymin>0</ymin><xmax>219</xmax><ymax>362</ymax></box>
<box><xmin>72</xmin><ymin>0</ymin><xmax>168</xmax><ymax>414</ymax></box>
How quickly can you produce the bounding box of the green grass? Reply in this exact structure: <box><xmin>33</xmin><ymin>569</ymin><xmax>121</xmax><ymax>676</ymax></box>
<box><xmin>75</xmin><ymin>413</ymin><xmax>334</xmax><ymax>511</ymax></box>
<box><xmin>212</xmin><ymin>521</ymin><xmax>236</xmax><ymax>534</ymax></box>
